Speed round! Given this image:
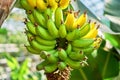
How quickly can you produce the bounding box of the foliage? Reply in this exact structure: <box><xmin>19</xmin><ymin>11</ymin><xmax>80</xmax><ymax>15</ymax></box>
<box><xmin>4</xmin><ymin>53</ymin><xmax>42</xmax><ymax>80</ymax></box>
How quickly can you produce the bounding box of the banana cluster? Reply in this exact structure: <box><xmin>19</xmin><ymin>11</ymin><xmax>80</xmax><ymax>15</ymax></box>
<box><xmin>20</xmin><ymin>0</ymin><xmax>102</xmax><ymax>73</ymax></box>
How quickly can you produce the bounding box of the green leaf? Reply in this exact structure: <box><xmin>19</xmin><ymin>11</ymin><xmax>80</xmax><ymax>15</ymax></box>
<box><xmin>96</xmin><ymin>48</ymin><xmax>119</xmax><ymax>78</ymax></box>
<box><xmin>104</xmin><ymin>0</ymin><xmax>120</xmax><ymax>32</ymax></box>
<box><xmin>70</xmin><ymin>54</ymin><xmax>103</xmax><ymax>80</ymax></box>
<box><xmin>104</xmin><ymin>33</ymin><xmax>120</xmax><ymax>49</ymax></box>
<box><xmin>4</xmin><ymin>53</ymin><xmax>19</xmax><ymax>70</ymax></box>
<box><xmin>19</xmin><ymin>58</ymin><xmax>30</xmax><ymax>76</ymax></box>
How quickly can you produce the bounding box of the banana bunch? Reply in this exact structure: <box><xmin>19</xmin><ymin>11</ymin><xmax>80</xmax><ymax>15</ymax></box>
<box><xmin>20</xmin><ymin>0</ymin><xmax>102</xmax><ymax>73</ymax></box>
<box><xmin>20</xmin><ymin>0</ymin><xmax>70</xmax><ymax>12</ymax></box>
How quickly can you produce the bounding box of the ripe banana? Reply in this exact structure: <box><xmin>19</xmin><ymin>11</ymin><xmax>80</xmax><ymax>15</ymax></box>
<box><xmin>44</xmin><ymin>63</ymin><xmax>58</xmax><ymax>73</ymax></box>
<box><xmin>47</xmin><ymin>19</ymin><xmax>59</xmax><ymax>38</ymax></box>
<box><xmin>25</xmin><ymin>45</ymin><xmax>40</xmax><ymax>54</ymax></box>
<box><xmin>90</xmin><ymin>22</ymin><xmax>96</xmax><ymax>30</ymax></box>
<box><xmin>59</xmin><ymin>0</ymin><xmax>70</xmax><ymax>9</ymax></box>
<box><xmin>65</xmin><ymin>11</ymin><xmax>75</xmax><ymax>31</ymax></box>
<box><xmin>82</xmin><ymin>26</ymin><xmax>98</xmax><ymax>39</ymax></box>
<box><xmin>35</xmin><ymin>25</ymin><xmax>55</xmax><ymax>40</ymax></box>
<box><xmin>20</xmin><ymin>0</ymin><xmax>32</xmax><ymax>10</ymax></box>
<box><xmin>24</xmin><ymin>21</ymin><xmax>37</xmax><ymax>35</ymax></box>
<box><xmin>48</xmin><ymin>0</ymin><xmax>58</xmax><ymax>11</ymax></box>
<box><xmin>58</xmin><ymin>24</ymin><xmax>67</xmax><ymax>38</ymax></box>
<box><xmin>71</xmin><ymin>38</ymin><xmax>94</xmax><ymax>48</ymax></box>
<box><xmin>30</xmin><ymin>40</ymin><xmax>55</xmax><ymax>51</ymax></box>
<box><xmin>73</xmin><ymin>12</ymin><xmax>87</xmax><ymax>28</ymax></box>
<box><xmin>58</xmin><ymin>48</ymin><xmax>67</xmax><ymax>61</ymax></box>
<box><xmin>65</xmin><ymin>57</ymin><xmax>81</xmax><ymax>69</ymax></box>
<box><xmin>35</xmin><ymin>36</ymin><xmax>56</xmax><ymax>46</ymax></box>
<box><xmin>33</xmin><ymin>9</ymin><xmax>46</xmax><ymax>28</ymax></box>
<box><xmin>79</xmin><ymin>23</ymin><xmax>90</xmax><ymax>38</ymax></box>
<box><xmin>27</xmin><ymin>0</ymin><xmax>36</xmax><ymax>8</ymax></box>
<box><xmin>68</xmin><ymin>51</ymin><xmax>84</xmax><ymax>60</ymax></box>
<box><xmin>55</xmin><ymin>7</ymin><xmax>63</xmax><ymax>28</ymax></box>
<box><xmin>58</xmin><ymin>62</ymin><xmax>67</xmax><ymax>70</ymax></box>
<box><xmin>36</xmin><ymin>0</ymin><xmax>48</xmax><ymax>12</ymax></box>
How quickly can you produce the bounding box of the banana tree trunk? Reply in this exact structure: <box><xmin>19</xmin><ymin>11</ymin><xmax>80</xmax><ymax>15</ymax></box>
<box><xmin>0</xmin><ymin>0</ymin><xmax>17</xmax><ymax>27</ymax></box>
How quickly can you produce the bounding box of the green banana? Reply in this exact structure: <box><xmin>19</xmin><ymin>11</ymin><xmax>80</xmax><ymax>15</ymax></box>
<box><xmin>40</xmin><ymin>51</ymin><xmax>49</xmax><ymax>59</ymax></box>
<box><xmin>20</xmin><ymin>0</ymin><xmax>32</xmax><ymax>11</ymax></box>
<box><xmin>26</xmin><ymin>11</ymin><xmax>35</xmax><ymax>24</ymax></box>
<box><xmin>65</xmin><ymin>43</ymin><xmax>72</xmax><ymax>55</ymax></box>
<box><xmin>44</xmin><ymin>8</ymin><xmax>53</xmax><ymax>21</ymax></box>
<box><xmin>47</xmin><ymin>19</ymin><xmax>59</xmax><ymax>38</ymax></box>
<box><xmin>66</xmin><ymin>29</ymin><xmax>80</xmax><ymax>41</ymax></box>
<box><xmin>36</xmin><ymin>25</ymin><xmax>55</xmax><ymax>40</ymax></box>
<box><xmin>68</xmin><ymin>51</ymin><xmax>84</xmax><ymax>60</ymax></box>
<box><xmin>65</xmin><ymin>57</ymin><xmax>81</xmax><ymax>69</ymax></box>
<box><xmin>25</xmin><ymin>45</ymin><xmax>40</xmax><ymax>54</ymax></box>
<box><xmin>58</xmin><ymin>24</ymin><xmax>67</xmax><ymax>38</ymax></box>
<box><xmin>36</xmin><ymin>60</ymin><xmax>49</xmax><ymax>70</ymax></box>
<box><xmin>46</xmin><ymin>53</ymin><xmax>59</xmax><ymax>63</ymax></box>
<box><xmin>33</xmin><ymin>9</ymin><xmax>46</xmax><ymax>28</ymax></box>
<box><xmin>58</xmin><ymin>62</ymin><xmax>67</xmax><ymax>70</ymax></box>
<box><xmin>71</xmin><ymin>38</ymin><xmax>94</xmax><ymax>48</ymax></box>
<box><xmin>58</xmin><ymin>48</ymin><xmax>67</xmax><ymax>61</ymax></box>
<box><xmin>40</xmin><ymin>50</ymin><xmax>57</xmax><ymax>59</ymax></box>
<box><xmin>55</xmin><ymin>7</ymin><xmax>63</xmax><ymax>28</ymax></box>
<box><xmin>25</xmin><ymin>31</ymin><xmax>34</xmax><ymax>41</ymax></box>
<box><xmin>35</xmin><ymin>36</ymin><xmax>56</xmax><ymax>46</ymax></box>
<box><xmin>83</xmin><ymin>46</ymin><xmax>95</xmax><ymax>55</ymax></box>
<box><xmin>79</xmin><ymin>23</ymin><xmax>90</xmax><ymax>38</ymax></box>
<box><xmin>44</xmin><ymin>63</ymin><xmax>58</xmax><ymax>73</ymax></box>
<box><xmin>30</xmin><ymin>40</ymin><xmax>55</xmax><ymax>51</ymax></box>
<box><xmin>24</xmin><ymin>21</ymin><xmax>37</xmax><ymax>35</ymax></box>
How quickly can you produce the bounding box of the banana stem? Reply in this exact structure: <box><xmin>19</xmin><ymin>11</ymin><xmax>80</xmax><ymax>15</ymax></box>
<box><xmin>45</xmin><ymin>67</ymin><xmax>71</xmax><ymax>80</ymax></box>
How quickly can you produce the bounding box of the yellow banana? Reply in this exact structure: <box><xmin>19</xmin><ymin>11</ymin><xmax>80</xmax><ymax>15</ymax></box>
<box><xmin>82</xmin><ymin>25</ymin><xmax>99</xmax><ymax>39</ymax></box>
<box><xmin>90</xmin><ymin>22</ymin><xmax>96</xmax><ymax>30</ymax></box>
<box><xmin>65</xmin><ymin>11</ymin><xmax>75</xmax><ymax>31</ymax></box>
<box><xmin>92</xmin><ymin>37</ymin><xmax>102</xmax><ymax>49</ymax></box>
<box><xmin>27</xmin><ymin>0</ymin><xmax>36</xmax><ymax>8</ymax></box>
<box><xmin>59</xmin><ymin>0</ymin><xmax>70</xmax><ymax>9</ymax></box>
<box><xmin>48</xmin><ymin>0</ymin><xmax>58</xmax><ymax>11</ymax></box>
<box><xmin>73</xmin><ymin>12</ymin><xmax>87</xmax><ymax>28</ymax></box>
<box><xmin>36</xmin><ymin>0</ymin><xmax>48</xmax><ymax>12</ymax></box>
